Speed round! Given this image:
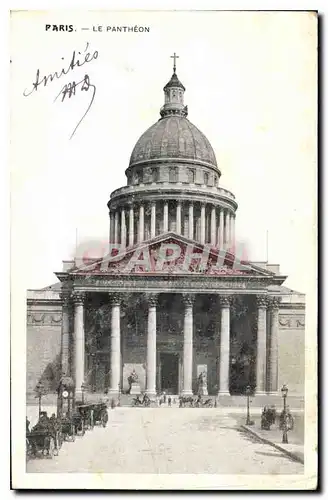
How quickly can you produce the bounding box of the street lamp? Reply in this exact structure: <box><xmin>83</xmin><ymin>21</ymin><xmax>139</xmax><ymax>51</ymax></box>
<box><xmin>35</xmin><ymin>381</ymin><xmax>45</xmax><ymax>418</ymax></box>
<box><xmin>245</xmin><ymin>385</ymin><xmax>253</xmax><ymax>426</ymax></box>
<box><xmin>81</xmin><ymin>381</ymin><xmax>87</xmax><ymax>405</ymax></box>
<box><xmin>281</xmin><ymin>384</ymin><xmax>289</xmax><ymax>444</ymax></box>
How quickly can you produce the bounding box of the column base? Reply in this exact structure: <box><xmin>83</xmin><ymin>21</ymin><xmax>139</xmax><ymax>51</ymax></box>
<box><xmin>145</xmin><ymin>390</ymin><xmax>156</xmax><ymax>397</ymax></box>
<box><xmin>75</xmin><ymin>390</ymin><xmax>83</xmax><ymax>402</ymax></box>
<box><xmin>217</xmin><ymin>391</ymin><xmax>231</xmax><ymax>397</ymax></box>
<box><xmin>267</xmin><ymin>391</ymin><xmax>279</xmax><ymax>396</ymax></box>
<box><xmin>181</xmin><ymin>390</ymin><xmax>193</xmax><ymax>396</ymax></box>
<box><xmin>108</xmin><ymin>389</ymin><xmax>120</xmax><ymax>397</ymax></box>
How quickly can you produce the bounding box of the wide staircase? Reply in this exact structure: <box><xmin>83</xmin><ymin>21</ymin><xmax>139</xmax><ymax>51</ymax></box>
<box><xmin>27</xmin><ymin>392</ymin><xmax>304</xmax><ymax>409</ymax></box>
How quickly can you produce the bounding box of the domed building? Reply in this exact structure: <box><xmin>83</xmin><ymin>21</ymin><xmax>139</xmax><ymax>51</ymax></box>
<box><xmin>26</xmin><ymin>58</ymin><xmax>305</xmax><ymax>407</ymax></box>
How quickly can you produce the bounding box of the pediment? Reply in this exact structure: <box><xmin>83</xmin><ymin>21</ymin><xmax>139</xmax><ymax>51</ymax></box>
<box><xmin>70</xmin><ymin>232</ymin><xmax>275</xmax><ymax>277</ymax></box>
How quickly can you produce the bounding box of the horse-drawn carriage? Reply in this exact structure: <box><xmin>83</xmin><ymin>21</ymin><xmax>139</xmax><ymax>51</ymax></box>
<box><xmin>59</xmin><ymin>416</ymin><xmax>76</xmax><ymax>442</ymax></box>
<box><xmin>92</xmin><ymin>402</ymin><xmax>109</xmax><ymax>427</ymax></box>
<box><xmin>132</xmin><ymin>395</ymin><xmax>151</xmax><ymax>407</ymax></box>
<box><xmin>179</xmin><ymin>396</ymin><xmax>214</xmax><ymax>408</ymax></box>
<box><xmin>26</xmin><ymin>429</ymin><xmax>59</xmax><ymax>459</ymax></box>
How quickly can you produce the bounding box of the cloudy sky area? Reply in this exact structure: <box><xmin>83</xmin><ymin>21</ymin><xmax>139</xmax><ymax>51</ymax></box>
<box><xmin>10</xmin><ymin>11</ymin><xmax>316</xmax><ymax>294</ymax></box>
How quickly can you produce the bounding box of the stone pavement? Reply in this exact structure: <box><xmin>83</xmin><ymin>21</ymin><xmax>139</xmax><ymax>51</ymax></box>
<box><xmin>26</xmin><ymin>408</ymin><xmax>304</xmax><ymax>474</ymax></box>
<box><xmin>240</xmin><ymin>413</ymin><xmax>304</xmax><ymax>464</ymax></box>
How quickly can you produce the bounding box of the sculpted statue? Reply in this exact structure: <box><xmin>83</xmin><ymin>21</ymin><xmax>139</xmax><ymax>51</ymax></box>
<box><xmin>127</xmin><ymin>369</ymin><xmax>139</xmax><ymax>395</ymax></box>
<box><xmin>198</xmin><ymin>371</ymin><xmax>207</xmax><ymax>384</ymax></box>
<box><xmin>198</xmin><ymin>371</ymin><xmax>207</xmax><ymax>394</ymax></box>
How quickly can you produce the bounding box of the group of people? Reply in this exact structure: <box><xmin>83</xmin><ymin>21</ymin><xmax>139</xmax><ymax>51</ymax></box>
<box><xmin>261</xmin><ymin>405</ymin><xmax>295</xmax><ymax>431</ymax></box>
<box><xmin>158</xmin><ymin>392</ymin><xmax>174</xmax><ymax>407</ymax></box>
<box><xmin>26</xmin><ymin>411</ymin><xmax>61</xmax><ymax>453</ymax></box>
<box><xmin>26</xmin><ymin>411</ymin><xmax>59</xmax><ymax>434</ymax></box>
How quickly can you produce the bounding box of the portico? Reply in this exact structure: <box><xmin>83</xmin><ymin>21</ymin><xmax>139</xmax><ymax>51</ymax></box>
<box><xmin>57</xmin><ymin>236</ymin><xmax>283</xmax><ymax>401</ymax></box>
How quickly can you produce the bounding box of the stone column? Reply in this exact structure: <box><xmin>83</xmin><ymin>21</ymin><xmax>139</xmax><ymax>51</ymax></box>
<box><xmin>218</xmin><ymin>296</ymin><xmax>232</xmax><ymax>395</ymax></box>
<box><xmin>109</xmin><ymin>211</ymin><xmax>115</xmax><ymax>244</ymax></box>
<box><xmin>256</xmin><ymin>295</ymin><xmax>267</xmax><ymax>394</ymax></box>
<box><xmin>182</xmin><ymin>294</ymin><xmax>195</xmax><ymax>395</ymax></box>
<box><xmin>146</xmin><ymin>294</ymin><xmax>158</xmax><ymax>396</ymax></box>
<box><xmin>231</xmin><ymin>214</ymin><xmax>235</xmax><ymax>250</ymax></box>
<box><xmin>138</xmin><ymin>204</ymin><xmax>144</xmax><ymax>243</ymax></box>
<box><xmin>129</xmin><ymin>206</ymin><xmax>134</xmax><ymax>247</ymax></box>
<box><xmin>114</xmin><ymin>211</ymin><xmax>119</xmax><ymax>244</ymax></box>
<box><xmin>60</xmin><ymin>291</ymin><xmax>71</xmax><ymax>376</ymax></box>
<box><xmin>72</xmin><ymin>292</ymin><xmax>85</xmax><ymax>401</ymax></box>
<box><xmin>224</xmin><ymin>210</ymin><xmax>230</xmax><ymax>249</ymax></box>
<box><xmin>176</xmin><ymin>202</ymin><xmax>182</xmax><ymax>234</ymax></box>
<box><xmin>121</xmin><ymin>208</ymin><xmax>126</xmax><ymax>250</ymax></box>
<box><xmin>268</xmin><ymin>297</ymin><xmax>281</xmax><ymax>394</ymax></box>
<box><xmin>219</xmin><ymin>208</ymin><xmax>224</xmax><ymax>249</ymax></box>
<box><xmin>151</xmin><ymin>202</ymin><xmax>156</xmax><ymax>239</ymax></box>
<box><xmin>200</xmin><ymin>204</ymin><xmax>206</xmax><ymax>244</ymax></box>
<box><xmin>228</xmin><ymin>212</ymin><xmax>233</xmax><ymax>248</ymax></box>
<box><xmin>163</xmin><ymin>201</ymin><xmax>169</xmax><ymax>232</ymax></box>
<box><xmin>211</xmin><ymin>205</ymin><xmax>216</xmax><ymax>246</ymax></box>
<box><xmin>109</xmin><ymin>293</ymin><xmax>121</xmax><ymax>396</ymax></box>
<box><xmin>188</xmin><ymin>203</ymin><xmax>194</xmax><ymax>239</ymax></box>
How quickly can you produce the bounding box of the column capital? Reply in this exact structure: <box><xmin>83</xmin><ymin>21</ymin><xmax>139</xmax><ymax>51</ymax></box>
<box><xmin>219</xmin><ymin>295</ymin><xmax>233</xmax><ymax>308</ymax></box>
<box><xmin>72</xmin><ymin>291</ymin><xmax>86</xmax><ymax>305</ymax></box>
<box><xmin>59</xmin><ymin>291</ymin><xmax>72</xmax><ymax>306</ymax></box>
<box><xmin>145</xmin><ymin>293</ymin><xmax>159</xmax><ymax>307</ymax></box>
<box><xmin>182</xmin><ymin>293</ymin><xmax>195</xmax><ymax>307</ymax></box>
<box><xmin>109</xmin><ymin>293</ymin><xmax>122</xmax><ymax>307</ymax></box>
<box><xmin>267</xmin><ymin>296</ymin><xmax>282</xmax><ymax>310</ymax></box>
<box><xmin>256</xmin><ymin>294</ymin><xmax>268</xmax><ymax>308</ymax></box>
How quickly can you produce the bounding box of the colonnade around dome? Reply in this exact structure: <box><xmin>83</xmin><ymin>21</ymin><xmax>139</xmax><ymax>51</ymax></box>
<box><xmin>109</xmin><ymin>199</ymin><xmax>235</xmax><ymax>249</ymax></box>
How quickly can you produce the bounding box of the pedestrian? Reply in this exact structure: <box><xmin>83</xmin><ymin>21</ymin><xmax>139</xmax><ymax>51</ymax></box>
<box><xmin>168</xmin><ymin>396</ymin><xmax>172</xmax><ymax>407</ymax></box>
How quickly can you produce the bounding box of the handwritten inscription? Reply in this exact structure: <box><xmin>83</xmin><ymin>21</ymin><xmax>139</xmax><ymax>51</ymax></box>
<box><xmin>23</xmin><ymin>43</ymin><xmax>98</xmax><ymax>97</ymax></box>
<box><xmin>54</xmin><ymin>74</ymin><xmax>96</xmax><ymax>139</ymax></box>
<box><xmin>23</xmin><ymin>43</ymin><xmax>98</xmax><ymax>139</ymax></box>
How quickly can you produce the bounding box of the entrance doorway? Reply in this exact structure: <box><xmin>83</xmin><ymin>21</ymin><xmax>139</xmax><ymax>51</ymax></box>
<box><xmin>160</xmin><ymin>353</ymin><xmax>179</xmax><ymax>394</ymax></box>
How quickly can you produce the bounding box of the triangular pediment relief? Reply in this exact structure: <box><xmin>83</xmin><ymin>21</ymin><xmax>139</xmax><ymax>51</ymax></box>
<box><xmin>70</xmin><ymin>232</ymin><xmax>275</xmax><ymax>277</ymax></box>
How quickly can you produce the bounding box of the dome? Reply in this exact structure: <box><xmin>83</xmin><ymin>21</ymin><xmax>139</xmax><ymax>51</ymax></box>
<box><xmin>129</xmin><ymin>115</ymin><xmax>218</xmax><ymax>169</ymax></box>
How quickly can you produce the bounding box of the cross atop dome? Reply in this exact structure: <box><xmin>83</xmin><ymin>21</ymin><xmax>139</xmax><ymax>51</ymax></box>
<box><xmin>161</xmin><ymin>55</ymin><xmax>187</xmax><ymax>118</ymax></box>
<box><xmin>170</xmin><ymin>52</ymin><xmax>179</xmax><ymax>73</ymax></box>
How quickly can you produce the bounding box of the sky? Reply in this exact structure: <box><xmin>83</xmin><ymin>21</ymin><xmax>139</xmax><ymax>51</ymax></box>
<box><xmin>10</xmin><ymin>10</ymin><xmax>317</xmax><ymax>294</ymax></box>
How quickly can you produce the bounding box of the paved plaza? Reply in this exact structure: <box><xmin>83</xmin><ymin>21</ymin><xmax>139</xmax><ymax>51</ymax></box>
<box><xmin>26</xmin><ymin>408</ymin><xmax>304</xmax><ymax>474</ymax></box>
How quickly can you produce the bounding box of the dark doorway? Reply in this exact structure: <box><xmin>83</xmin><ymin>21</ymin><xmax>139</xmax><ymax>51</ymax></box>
<box><xmin>160</xmin><ymin>353</ymin><xmax>179</xmax><ymax>394</ymax></box>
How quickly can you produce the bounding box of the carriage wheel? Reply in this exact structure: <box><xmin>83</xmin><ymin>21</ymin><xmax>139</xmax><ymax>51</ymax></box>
<box><xmin>43</xmin><ymin>441</ymin><xmax>49</xmax><ymax>457</ymax></box>
<box><xmin>48</xmin><ymin>437</ymin><xmax>55</xmax><ymax>458</ymax></box>
<box><xmin>26</xmin><ymin>439</ymin><xmax>33</xmax><ymax>459</ymax></box>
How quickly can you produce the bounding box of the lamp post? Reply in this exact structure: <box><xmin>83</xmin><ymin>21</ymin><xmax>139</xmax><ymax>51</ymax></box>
<box><xmin>281</xmin><ymin>384</ymin><xmax>288</xmax><ymax>444</ymax></box>
<box><xmin>35</xmin><ymin>381</ymin><xmax>45</xmax><ymax>418</ymax></box>
<box><xmin>245</xmin><ymin>385</ymin><xmax>253</xmax><ymax>425</ymax></box>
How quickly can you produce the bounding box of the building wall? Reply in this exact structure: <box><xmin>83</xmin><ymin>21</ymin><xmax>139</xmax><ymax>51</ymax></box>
<box><xmin>278</xmin><ymin>308</ymin><xmax>305</xmax><ymax>396</ymax></box>
<box><xmin>26</xmin><ymin>303</ymin><xmax>62</xmax><ymax>397</ymax></box>
<box><xmin>26</xmin><ymin>291</ymin><xmax>305</xmax><ymax>398</ymax></box>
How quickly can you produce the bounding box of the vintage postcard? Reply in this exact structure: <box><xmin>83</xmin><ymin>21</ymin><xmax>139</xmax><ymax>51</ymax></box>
<box><xmin>10</xmin><ymin>9</ymin><xmax>317</xmax><ymax>490</ymax></box>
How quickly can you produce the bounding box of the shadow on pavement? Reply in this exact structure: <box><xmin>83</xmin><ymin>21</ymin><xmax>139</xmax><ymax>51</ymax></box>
<box><xmin>236</xmin><ymin>427</ymin><xmax>263</xmax><ymax>444</ymax></box>
<box><xmin>255</xmin><ymin>450</ymin><xmax>286</xmax><ymax>459</ymax></box>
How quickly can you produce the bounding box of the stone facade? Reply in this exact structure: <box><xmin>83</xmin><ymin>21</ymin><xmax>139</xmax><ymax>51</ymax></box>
<box><xmin>26</xmin><ymin>61</ymin><xmax>306</xmax><ymax>404</ymax></box>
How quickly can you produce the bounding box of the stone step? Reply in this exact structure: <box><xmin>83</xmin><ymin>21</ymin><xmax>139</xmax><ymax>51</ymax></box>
<box><xmin>27</xmin><ymin>392</ymin><xmax>304</xmax><ymax>409</ymax></box>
